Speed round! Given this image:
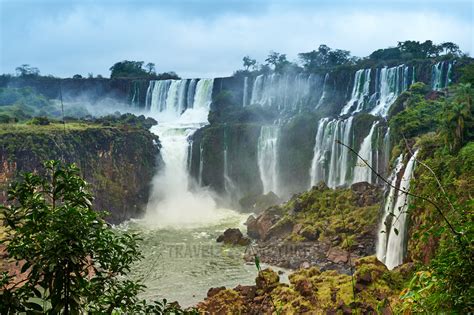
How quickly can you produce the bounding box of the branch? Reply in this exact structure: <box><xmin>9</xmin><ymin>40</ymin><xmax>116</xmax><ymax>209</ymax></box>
<box><xmin>402</xmin><ymin>135</ymin><xmax>458</xmax><ymax>215</ymax></box>
<box><xmin>335</xmin><ymin>140</ymin><xmax>460</xmax><ymax>237</ymax></box>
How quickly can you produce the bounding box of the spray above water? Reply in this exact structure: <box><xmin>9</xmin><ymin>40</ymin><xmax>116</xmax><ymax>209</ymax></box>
<box><xmin>142</xmin><ymin>79</ymin><xmax>239</xmax><ymax>228</ymax></box>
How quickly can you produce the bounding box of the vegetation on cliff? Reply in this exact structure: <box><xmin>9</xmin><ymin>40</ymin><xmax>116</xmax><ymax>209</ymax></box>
<box><xmin>0</xmin><ymin>117</ymin><xmax>160</xmax><ymax>223</ymax></box>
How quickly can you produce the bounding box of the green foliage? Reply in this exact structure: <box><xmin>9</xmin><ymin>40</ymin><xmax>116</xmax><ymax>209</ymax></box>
<box><xmin>15</xmin><ymin>64</ymin><xmax>40</xmax><ymax>77</ymax></box>
<box><xmin>369</xmin><ymin>40</ymin><xmax>461</xmax><ymax>62</ymax></box>
<box><xmin>27</xmin><ymin>116</ymin><xmax>51</xmax><ymax>125</ymax></box>
<box><xmin>109</xmin><ymin>60</ymin><xmax>180</xmax><ymax>80</ymax></box>
<box><xmin>0</xmin><ymin>161</ymin><xmax>183</xmax><ymax>313</ymax></box>
<box><xmin>298</xmin><ymin>44</ymin><xmax>353</xmax><ymax>72</ymax></box>
<box><xmin>459</xmin><ymin>62</ymin><xmax>474</xmax><ymax>85</ymax></box>
<box><xmin>400</xmin><ymin>140</ymin><xmax>474</xmax><ymax>313</ymax></box>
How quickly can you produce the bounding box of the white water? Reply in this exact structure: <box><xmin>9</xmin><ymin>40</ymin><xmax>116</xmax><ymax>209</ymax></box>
<box><xmin>316</xmin><ymin>73</ymin><xmax>329</xmax><ymax>108</ymax></box>
<box><xmin>376</xmin><ymin>155</ymin><xmax>404</xmax><ymax>264</ymax></box>
<box><xmin>431</xmin><ymin>61</ymin><xmax>452</xmax><ymax>90</ymax></box>
<box><xmin>249</xmin><ymin>73</ymin><xmax>318</xmax><ymax>111</ymax></box>
<box><xmin>370</xmin><ymin>65</ymin><xmax>412</xmax><ymax>117</ymax></box>
<box><xmin>243</xmin><ymin>76</ymin><xmax>249</xmax><ymax>107</ymax></box>
<box><xmin>352</xmin><ymin>121</ymin><xmax>379</xmax><ymax>184</ymax></box>
<box><xmin>309</xmin><ymin>117</ymin><xmax>353</xmax><ymax>188</ymax></box>
<box><xmin>144</xmin><ymin>78</ymin><xmax>239</xmax><ymax>228</ymax></box>
<box><xmin>340</xmin><ymin>69</ymin><xmax>371</xmax><ymax>115</ymax></box>
<box><xmin>378</xmin><ymin>152</ymin><xmax>418</xmax><ymax>270</ymax></box>
<box><xmin>257</xmin><ymin>125</ymin><xmax>280</xmax><ymax>195</ymax></box>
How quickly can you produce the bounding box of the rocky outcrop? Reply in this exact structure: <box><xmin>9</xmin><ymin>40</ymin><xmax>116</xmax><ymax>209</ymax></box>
<box><xmin>0</xmin><ymin>124</ymin><xmax>161</xmax><ymax>223</ymax></box>
<box><xmin>239</xmin><ymin>191</ymin><xmax>281</xmax><ymax>213</ymax></box>
<box><xmin>216</xmin><ymin>228</ymin><xmax>250</xmax><ymax>246</ymax></box>
<box><xmin>244</xmin><ymin>184</ymin><xmax>382</xmax><ymax>273</ymax></box>
<box><xmin>197</xmin><ymin>258</ymin><xmax>410</xmax><ymax>314</ymax></box>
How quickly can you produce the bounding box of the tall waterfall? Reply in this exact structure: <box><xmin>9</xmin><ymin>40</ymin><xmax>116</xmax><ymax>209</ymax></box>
<box><xmin>223</xmin><ymin>126</ymin><xmax>237</xmax><ymax>195</ymax></box>
<box><xmin>249</xmin><ymin>73</ymin><xmax>320</xmax><ymax>110</ymax></box>
<box><xmin>257</xmin><ymin>125</ymin><xmax>280</xmax><ymax>195</ymax></box>
<box><xmin>340</xmin><ymin>69</ymin><xmax>372</xmax><ymax>115</ymax></box>
<box><xmin>144</xmin><ymin>78</ymin><xmax>233</xmax><ymax>227</ymax></box>
<box><xmin>309</xmin><ymin>117</ymin><xmax>353</xmax><ymax>188</ymax></box>
<box><xmin>353</xmin><ymin>121</ymin><xmax>379</xmax><ymax>184</ymax></box>
<box><xmin>339</xmin><ymin>65</ymin><xmax>413</xmax><ymax>117</ymax></box>
<box><xmin>370</xmin><ymin>65</ymin><xmax>413</xmax><ymax>117</ymax></box>
<box><xmin>316</xmin><ymin>73</ymin><xmax>330</xmax><ymax>108</ymax></box>
<box><xmin>377</xmin><ymin>152</ymin><xmax>418</xmax><ymax>270</ymax></box>
<box><xmin>431</xmin><ymin>61</ymin><xmax>452</xmax><ymax>91</ymax></box>
<box><xmin>243</xmin><ymin>77</ymin><xmax>249</xmax><ymax>107</ymax></box>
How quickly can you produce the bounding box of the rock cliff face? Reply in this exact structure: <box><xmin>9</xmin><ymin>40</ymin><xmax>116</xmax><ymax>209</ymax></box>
<box><xmin>0</xmin><ymin>124</ymin><xmax>161</xmax><ymax>223</ymax></box>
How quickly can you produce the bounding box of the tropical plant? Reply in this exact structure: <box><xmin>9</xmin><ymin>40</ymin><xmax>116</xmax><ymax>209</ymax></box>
<box><xmin>0</xmin><ymin>160</ymin><xmax>182</xmax><ymax>314</ymax></box>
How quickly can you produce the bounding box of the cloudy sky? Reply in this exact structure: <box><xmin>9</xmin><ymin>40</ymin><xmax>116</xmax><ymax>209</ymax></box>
<box><xmin>1</xmin><ymin>0</ymin><xmax>472</xmax><ymax>78</ymax></box>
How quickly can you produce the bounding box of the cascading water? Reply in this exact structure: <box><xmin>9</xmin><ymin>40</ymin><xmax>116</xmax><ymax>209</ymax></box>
<box><xmin>370</xmin><ymin>65</ymin><xmax>412</xmax><ymax>117</ymax></box>
<box><xmin>316</xmin><ymin>73</ymin><xmax>329</xmax><ymax>109</ymax></box>
<box><xmin>223</xmin><ymin>126</ymin><xmax>237</xmax><ymax>196</ymax></box>
<box><xmin>377</xmin><ymin>151</ymin><xmax>418</xmax><ymax>270</ymax></box>
<box><xmin>352</xmin><ymin>121</ymin><xmax>379</xmax><ymax>184</ymax></box>
<box><xmin>248</xmin><ymin>73</ymin><xmax>319</xmax><ymax>110</ymax></box>
<box><xmin>431</xmin><ymin>61</ymin><xmax>452</xmax><ymax>91</ymax></box>
<box><xmin>143</xmin><ymin>78</ymin><xmax>235</xmax><ymax>227</ymax></box>
<box><xmin>257</xmin><ymin>125</ymin><xmax>280</xmax><ymax>195</ymax></box>
<box><xmin>340</xmin><ymin>69</ymin><xmax>371</xmax><ymax>115</ymax></box>
<box><xmin>309</xmin><ymin>117</ymin><xmax>353</xmax><ymax>188</ymax></box>
<box><xmin>242</xmin><ymin>77</ymin><xmax>249</xmax><ymax>107</ymax></box>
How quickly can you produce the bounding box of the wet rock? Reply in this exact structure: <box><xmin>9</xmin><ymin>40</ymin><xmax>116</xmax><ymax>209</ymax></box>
<box><xmin>245</xmin><ymin>210</ymin><xmax>280</xmax><ymax>240</ymax></box>
<box><xmin>234</xmin><ymin>284</ymin><xmax>256</xmax><ymax>300</ymax></box>
<box><xmin>326</xmin><ymin>247</ymin><xmax>349</xmax><ymax>264</ymax></box>
<box><xmin>216</xmin><ymin>228</ymin><xmax>251</xmax><ymax>246</ymax></box>
<box><xmin>207</xmin><ymin>286</ymin><xmax>226</xmax><ymax>298</ymax></box>
<box><xmin>256</xmin><ymin>268</ymin><xmax>279</xmax><ymax>292</ymax></box>
<box><xmin>239</xmin><ymin>191</ymin><xmax>281</xmax><ymax>213</ymax></box>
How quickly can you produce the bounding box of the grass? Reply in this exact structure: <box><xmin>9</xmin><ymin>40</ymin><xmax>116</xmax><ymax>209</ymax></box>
<box><xmin>0</xmin><ymin>122</ymin><xmax>110</xmax><ymax>135</ymax></box>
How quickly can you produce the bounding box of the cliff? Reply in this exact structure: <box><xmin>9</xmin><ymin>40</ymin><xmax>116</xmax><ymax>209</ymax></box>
<box><xmin>0</xmin><ymin>122</ymin><xmax>161</xmax><ymax>223</ymax></box>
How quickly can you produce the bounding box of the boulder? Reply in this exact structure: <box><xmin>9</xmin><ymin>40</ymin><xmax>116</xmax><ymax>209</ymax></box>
<box><xmin>326</xmin><ymin>247</ymin><xmax>350</xmax><ymax>264</ymax></box>
<box><xmin>207</xmin><ymin>286</ymin><xmax>226</xmax><ymax>298</ymax></box>
<box><xmin>216</xmin><ymin>228</ymin><xmax>251</xmax><ymax>246</ymax></box>
<box><xmin>256</xmin><ymin>268</ymin><xmax>280</xmax><ymax>292</ymax></box>
<box><xmin>239</xmin><ymin>192</ymin><xmax>281</xmax><ymax>213</ymax></box>
<box><xmin>245</xmin><ymin>210</ymin><xmax>281</xmax><ymax>240</ymax></box>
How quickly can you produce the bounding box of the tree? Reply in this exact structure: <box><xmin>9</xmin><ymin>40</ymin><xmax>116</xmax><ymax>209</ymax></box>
<box><xmin>15</xmin><ymin>64</ymin><xmax>40</xmax><ymax>77</ymax></box>
<box><xmin>298</xmin><ymin>44</ymin><xmax>351</xmax><ymax>72</ymax></box>
<box><xmin>242</xmin><ymin>56</ymin><xmax>257</xmax><ymax>71</ymax></box>
<box><xmin>109</xmin><ymin>60</ymin><xmax>148</xmax><ymax>78</ymax></box>
<box><xmin>145</xmin><ymin>62</ymin><xmax>156</xmax><ymax>75</ymax></box>
<box><xmin>265</xmin><ymin>51</ymin><xmax>290</xmax><ymax>73</ymax></box>
<box><xmin>72</xmin><ymin>74</ymin><xmax>83</xmax><ymax>79</ymax></box>
<box><xmin>0</xmin><ymin>161</ymin><xmax>178</xmax><ymax>313</ymax></box>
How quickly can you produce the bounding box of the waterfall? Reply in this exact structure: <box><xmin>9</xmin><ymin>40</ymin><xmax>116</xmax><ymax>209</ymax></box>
<box><xmin>376</xmin><ymin>155</ymin><xmax>404</xmax><ymax>264</ymax></box>
<box><xmin>431</xmin><ymin>61</ymin><xmax>452</xmax><ymax>91</ymax></box>
<box><xmin>257</xmin><ymin>125</ymin><xmax>280</xmax><ymax>195</ymax></box>
<box><xmin>187</xmin><ymin>79</ymin><xmax>198</xmax><ymax>109</ymax></box>
<box><xmin>243</xmin><ymin>77</ymin><xmax>249</xmax><ymax>107</ymax></box>
<box><xmin>198</xmin><ymin>142</ymin><xmax>204</xmax><ymax>185</ymax></box>
<box><xmin>353</xmin><ymin>121</ymin><xmax>379</xmax><ymax>184</ymax></box>
<box><xmin>248</xmin><ymin>73</ymin><xmax>318</xmax><ymax>110</ymax></box>
<box><xmin>309</xmin><ymin>117</ymin><xmax>353</xmax><ymax>188</ymax></box>
<box><xmin>316</xmin><ymin>73</ymin><xmax>329</xmax><ymax>108</ymax></box>
<box><xmin>340</xmin><ymin>69</ymin><xmax>371</xmax><ymax>115</ymax></box>
<box><xmin>144</xmin><ymin>78</ymin><xmax>226</xmax><ymax>227</ymax></box>
<box><xmin>370</xmin><ymin>65</ymin><xmax>412</xmax><ymax>117</ymax></box>
<box><xmin>223</xmin><ymin>126</ymin><xmax>237</xmax><ymax>195</ymax></box>
<box><xmin>377</xmin><ymin>151</ymin><xmax>418</xmax><ymax>270</ymax></box>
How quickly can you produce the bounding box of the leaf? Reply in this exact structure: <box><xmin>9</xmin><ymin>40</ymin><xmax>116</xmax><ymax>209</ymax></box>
<box><xmin>254</xmin><ymin>254</ymin><xmax>261</xmax><ymax>272</ymax></box>
<box><xmin>394</xmin><ymin>228</ymin><xmax>399</xmax><ymax>236</ymax></box>
<box><xmin>21</xmin><ymin>261</ymin><xmax>31</xmax><ymax>273</ymax></box>
<box><xmin>24</xmin><ymin>302</ymin><xmax>43</xmax><ymax>312</ymax></box>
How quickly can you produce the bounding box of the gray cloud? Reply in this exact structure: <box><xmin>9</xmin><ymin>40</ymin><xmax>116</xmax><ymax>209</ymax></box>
<box><xmin>1</xmin><ymin>2</ymin><xmax>472</xmax><ymax>78</ymax></box>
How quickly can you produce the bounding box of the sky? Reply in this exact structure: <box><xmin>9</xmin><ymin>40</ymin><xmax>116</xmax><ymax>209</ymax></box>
<box><xmin>0</xmin><ymin>0</ymin><xmax>473</xmax><ymax>78</ymax></box>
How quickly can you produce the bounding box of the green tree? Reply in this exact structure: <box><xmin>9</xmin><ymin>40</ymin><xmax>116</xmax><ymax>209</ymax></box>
<box><xmin>109</xmin><ymin>60</ymin><xmax>149</xmax><ymax>78</ymax></box>
<box><xmin>265</xmin><ymin>51</ymin><xmax>290</xmax><ymax>73</ymax></box>
<box><xmin>15</xmin><ymin>64</ymin><xmax>40</xmax><ymax>77</ymax></box>
<box><xmin>298</xmin><ymin>44</ymin><xmax>351</xmax><ymax>71</ymax></box>
<box><xmin>242</xmin><ymin>56</ymin><xmax>257</xmax><ymax>71</ymax></box>
<box><xmin>440</xmin><ymin>83</ymin><xmax>473</xmax><ymax>152</ymax></box>
<box><xmin>145</xmin><ymin>62</ymin><xmax>156</xmax><ymax>75</ymax></box>
<box><xmin>0</xmin><ymin>161</ymin><xmax>178</xmax><ymax>313</ymax></box>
